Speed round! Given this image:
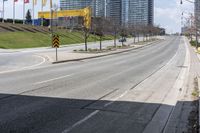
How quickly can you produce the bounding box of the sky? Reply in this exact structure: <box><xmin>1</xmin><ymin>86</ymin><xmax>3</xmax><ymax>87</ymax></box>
<box><xmin>0</xmin><ymin>0</ymin><xmax>195</xmax><ymax>34</ymax></box>
<box><xmin>154</xmin><ymin>0</ymin><xmax>194</xmax><ymax>33</ymax></box>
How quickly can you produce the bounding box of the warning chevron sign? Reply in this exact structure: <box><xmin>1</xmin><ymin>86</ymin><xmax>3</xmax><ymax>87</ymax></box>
<box><xmin>52</xmin><ymin>35</ymin><xmax>60</xmax><ymax>48</ymax></box>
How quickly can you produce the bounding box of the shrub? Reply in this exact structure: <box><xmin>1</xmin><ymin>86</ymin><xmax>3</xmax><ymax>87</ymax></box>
<box><xmin>190</xmin><ymin>41</ymin><xmax>200</xmax><ymax>47</ymax></box>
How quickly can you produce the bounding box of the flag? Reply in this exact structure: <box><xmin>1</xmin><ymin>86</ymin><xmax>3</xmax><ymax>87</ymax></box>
<box><xmin>42</xmin><ymin>0</ymin><xmax>47</xmax><ymax>7</ymax></box>
<box><xmin>24</xmin><ymin>0</ymin><xmax>29</xmax><ymax>4</ymax></box>
<box><xmin>33</xmin><ymin>0</ymin><xmax>37</xmax><ymax>5</ymax></box>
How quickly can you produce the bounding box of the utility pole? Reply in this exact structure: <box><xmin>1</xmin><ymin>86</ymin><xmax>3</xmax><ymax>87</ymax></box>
<box><xmin>195</xmin><ymin>18</ymin><xmax>198</xmax><ymax>48</ymax></box>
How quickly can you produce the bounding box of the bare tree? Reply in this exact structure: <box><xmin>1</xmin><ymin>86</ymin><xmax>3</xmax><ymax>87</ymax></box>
<box><xmin>128</xmin><ymin>25</ymin><xmax>137</xmax><ymax>43</ymax></box>
<box><xmin>79</xmin><ymin>16</ymin><xmax>91</xmax><ymax>51</ymax></box>
<box><xmin>109</xmin><ymin>18</ymin><xmax>120</xmax><ymax>47</ymax></box>
<box><xmin>119</xmin><ymin>25</ymin><xmax>128</xmax><ymax>46</ymax></box>
<box><xmin>134</xmin><ymin>25</ymin><xmax>143</xmax><ymax>42</ymax></box>
<box><xmin>92</xmin><ymin>17</ymin><xmax>110</xmax><ymax>50</ymax></box>
<box><xmin>82</xmin><ymin>27</ymin><xmax>90</xmax><ymax>51</ymax></box>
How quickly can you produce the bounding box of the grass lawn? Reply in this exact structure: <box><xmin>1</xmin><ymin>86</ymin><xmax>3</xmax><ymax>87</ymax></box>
<box><xmin>0</xmin><ymin>31</ymin><xmax>114</xmax><ymax>49</ymax></box>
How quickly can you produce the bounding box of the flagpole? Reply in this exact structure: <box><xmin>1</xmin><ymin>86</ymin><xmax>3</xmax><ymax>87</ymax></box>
<box><xmin>2</xmin><ymin>0</ymin><xmax>4</xmax><ymax>23</ymax></box>
<box><xmin>13</xmin><ymin>0</ymin><xmax>15</xmax><ymax>24</ymax></box>
<box><xmin>32</xmin><ymin>0</ymin><xmax>34</xmax><ymax>26</ymax></box>
<box><xmin>41</xmin><ymin>1</ymin><xmax>43</xmax><ymax>26</ymax></box>
<box><xmin>50</xmin><ymin>0</ymin><xmax>52</xmax><ymax>33</ymax></box>
<box><xmin>23</xmin><ymin>0</ymin><xmax>25</xmax><ymax>24</ymax></box>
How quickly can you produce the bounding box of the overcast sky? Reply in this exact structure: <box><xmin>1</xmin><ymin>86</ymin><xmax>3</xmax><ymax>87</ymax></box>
<box><xmin>0</xmin><ymin>0</ymin><xmax>194</xmax><ymax>33</ymax></box>
<box><xmin>155</xmin><ymin>0</ymin><xmax>194</xmax><ymax>33</ymax></box>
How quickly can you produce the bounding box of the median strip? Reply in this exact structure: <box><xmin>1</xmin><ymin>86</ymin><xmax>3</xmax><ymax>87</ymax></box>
<box><xmin>39</xmin><ymin>39</ymin><xmax>162</xmax><ymax>64</ymax></box>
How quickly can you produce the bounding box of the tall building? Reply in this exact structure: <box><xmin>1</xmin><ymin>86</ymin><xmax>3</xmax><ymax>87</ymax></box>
<box><xmin>195</xmin><ymin>0</ymin><xmax>200</xmax><ymax>28</ymax></box>
<box><xmin>121</xmin><ymin>0</ymin><xmax>129</xmax><ymax>25</ymax></box>
<box><xmin>60</xmin><ymin>0</ymin><xmax>91</xmax><ymax>10</ymax></box>
<box><xmin>92</xmin><ymin>0</ymin><xmax>106</xmax><ymax>17</ymax></box>
<box><xmin>127</xmin><ymin>0</ymin><xmax>153</xmax><ymax>25</ymax></box>
<box><xmin>107</xmin><ymin>0</ymin><xmax>154</xmax><ymax>25</ymax></box>
<box><xmin>106</xmin><ymin>0</ymin><xmax>122</xmax><ymax>24</ymax></box>
<box><xmin>60</xmin><ymin>0</ymin><xmax>154</xmax><ymax>26</ymax></box>
<box><xmin>60</xmin><ymin>0</ymin><xmax>105</xmax><ymax>17</ymax></box>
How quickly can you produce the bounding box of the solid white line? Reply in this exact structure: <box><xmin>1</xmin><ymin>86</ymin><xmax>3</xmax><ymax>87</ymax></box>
<box><xmin>34</xmin><ymin>74</ymin><xmax>72</xmax><ymax>85</ymax></box>
<box><xmin>0</xmin><ymin>55</ymin><xmax>46</xmax><ymax>74</ymax></box>
<box><xmin>62</xmin><ymin>110</ymin><xmax>99</xmax><ymax>133</ymax></box>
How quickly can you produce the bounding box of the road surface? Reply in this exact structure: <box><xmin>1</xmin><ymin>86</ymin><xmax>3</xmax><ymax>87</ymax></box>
<box><xmin>0</xmin><ymin>37</ymin><xmax>143</xmax><ymax>72</ymax></box>
<box><xmin>0</xmin><ymin>36</ymin><xmax>190</xmax><ymax>133</ymax></box>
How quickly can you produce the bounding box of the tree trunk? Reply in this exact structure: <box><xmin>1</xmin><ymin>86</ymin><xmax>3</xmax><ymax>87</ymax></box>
<box><xmin>85</xmin><ymin>32</ymin><xmax>88</xmax><ymax>51</ymax></box>
<box><xmin>100</xmin><ymin>36</ymin><xmax>102</xmax><ymax>51</ymax></box>
<box><xmin>134</xmin><ymin>36</ymin><xmax>136</xmax><ymax>43</ymax></box>
<box><xmin>114</xmin><ymin>34</ymin><xmax>117</xmax><ymax>47</ymax></box>
<box><xmin>143</xmin><ymin>34</ymin><xmax>145</xmax><ymax>42</ymax></box>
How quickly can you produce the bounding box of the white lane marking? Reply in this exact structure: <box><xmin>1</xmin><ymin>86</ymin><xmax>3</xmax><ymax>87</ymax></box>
<box><xmin>104</xmin><ymin>90</ymin><xmax>129</xmax><ymax>107</ymax></box>
<box><xmin>24</xmin><ymin>55</ymin><xmax>46</xmax><ymax>68</ymax></box>
<box><xmin>62</xmin><ymin>110</ymin><xmax>99</xmax><ymax>133</ymax></box>
<box><xmin>34</xmin><ymin>74</ymin><xmax>73</xmax><ymax>85</ymax></box>
<box><xmin>62</xmin><ymin>90</ymin><xmax>129</xmax><ymax>133</ymax></box>
<box><xmin>0</xmin><ymin>55</ymin><xmax>46</xmax><ymax>74</ymax></box>
<box><xmin>62</xmin><ymin>37</ymin><xmax>179</xmax><ymax>133</ymax></box>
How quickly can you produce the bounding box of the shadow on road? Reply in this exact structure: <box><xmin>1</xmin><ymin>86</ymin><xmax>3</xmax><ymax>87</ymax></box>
<box><xmin>0</xmin><ymin>94</ymin><xmax>198</xmax><ymax>133</ymax></box>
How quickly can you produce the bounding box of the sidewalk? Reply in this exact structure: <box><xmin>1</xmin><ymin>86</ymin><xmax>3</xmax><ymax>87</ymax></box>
<box><xmin>188</xmin><ymin>39</ymin><xmax>200</xmax><ymax>133</ymax></box>
<box><xmin>37</xmin><ymin>39</ymin><xmax>162</xmax><ymax>64</ymax></box>
<box><xmin>195</xmin><ymin>51</ymin><xmax>200</xmax><ymax>130</ymax></box>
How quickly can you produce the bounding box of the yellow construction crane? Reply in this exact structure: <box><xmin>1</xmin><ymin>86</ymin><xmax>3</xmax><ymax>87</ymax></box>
<box><xmin>38</xmin><ymin>7</ymin><xmax>92</xmax><ymax>29</ymax></box>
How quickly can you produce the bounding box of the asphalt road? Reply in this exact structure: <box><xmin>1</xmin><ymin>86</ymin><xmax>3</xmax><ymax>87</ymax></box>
<box><xmin>0</xmin><ymin>37</ymin><xmax>141</xmax><ymax>72</ymax></box>
<box><xmin>0</xmin><ymin>36</ymin><xmax>187</xmax><ymax>133</ymax></box>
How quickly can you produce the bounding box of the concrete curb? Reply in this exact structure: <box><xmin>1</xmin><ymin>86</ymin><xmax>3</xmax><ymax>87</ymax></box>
<box><xmin>198</xmin><ymin>77</ymin><xmax>200</xmax><ymax>131</ymax></box>
<box><xmin>52</xmin><ymin>40</ymin><xmax>162</xmax><ymax>64</ymax></box>
<box><xmin>195</xmin><ymin>47</ymin><xmax>200</xmax><ymax>131</ymax></box>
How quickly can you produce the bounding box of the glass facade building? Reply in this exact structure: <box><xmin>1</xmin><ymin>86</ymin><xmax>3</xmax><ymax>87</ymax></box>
<box><xmin>127</xmin><ymin>0</ymin><xmax>153</xmax><ymax>25</ymax></box>
<box><xmin>106</xmin><ymin>0</ymin><xmax>122</xmax><ymax>24</ymax></box>
<box><xmin>60</xmin><ymin>0</ymin><xmax>105</xmax><ymax>17</ymax></box>
<box><xmin>60</xmin><ymin>0</ymin><xmax>154</xmax><ymax>26</ymax></box>
<box><xmin>195</xmin><ymin>0</ymin><xmax>200</xmax><ymax>28</ymax></box>
<box><xmin>60</xmin><ymin>0</ymin><xmax>91</xmax><ymax>10</ymax></box>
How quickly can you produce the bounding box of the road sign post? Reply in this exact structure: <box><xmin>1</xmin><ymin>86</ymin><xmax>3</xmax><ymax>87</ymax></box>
<box><xmin>52</xmin><ymin>34</ymin><xmax>60</xmax><ymax>61</ymax></box>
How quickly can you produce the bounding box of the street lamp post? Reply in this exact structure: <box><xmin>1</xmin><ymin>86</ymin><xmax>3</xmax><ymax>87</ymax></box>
<box><xmin>181</xmin><ymin>0</ymin><xmax>198</xmax><ymax>48</ymax></box>
<box><xmin>181</xmin><ymin>12</ymin><xmax>193</xmax><ymax>41</ymax></box>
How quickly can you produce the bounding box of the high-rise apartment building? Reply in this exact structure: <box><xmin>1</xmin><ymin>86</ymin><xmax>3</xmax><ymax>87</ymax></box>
<box><xmin>60</xmin><ymin>0</ymin><xmax>154</xmax><ymax>26</ymax></box>
<box><xmin>127</xmin><ymin>0</ymin><xmax>153</xmax><ymax>25</ymax></box>
<box><xmin>195</xmin><ymin>0</ymin><xmax>200</xmax><ymax>28</ymax></box>
<box><xmin>106</xmin><ymin>0</ymin><xmax>122</xmax><ymax>24</ymax></box>
<box><xmin>60</xmin><ymin>0</ymin><xmax>91</xmax><ymax>10</ymax></box>
<box><xmin>60</xmin><ymin>0</ymin><xmax>105</xmax><ymax>17</ymax></box>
